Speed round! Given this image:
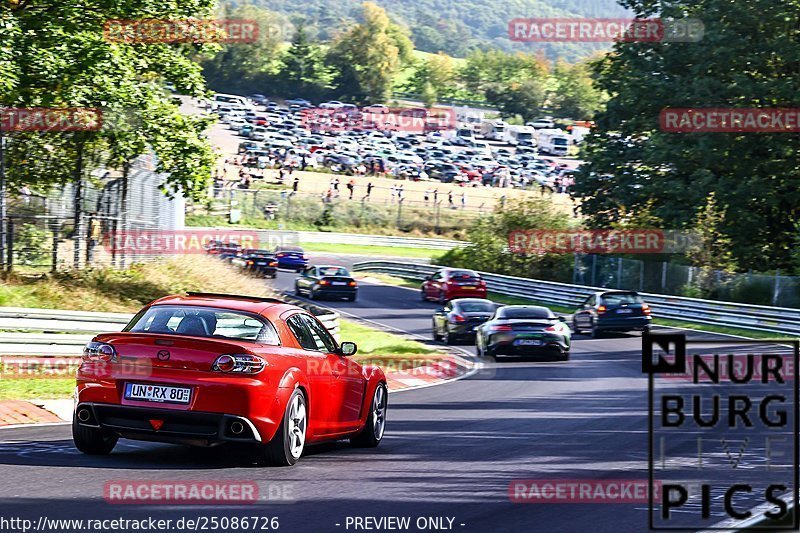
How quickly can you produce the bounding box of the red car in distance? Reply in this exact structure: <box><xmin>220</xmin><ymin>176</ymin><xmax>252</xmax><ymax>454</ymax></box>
<box><xmin>421</xmin><ymin>268</ymin><xmax>488</xmax><ymax>303</ymax></box>
<box><xmin>73</xmin><ymin>293</ymin><xmax>387</xmax><ymax>466</ymax></box>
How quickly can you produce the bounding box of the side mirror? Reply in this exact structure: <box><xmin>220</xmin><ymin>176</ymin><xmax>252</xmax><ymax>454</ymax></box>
<box><xmin>557</xmin><ymin>316</ymin><xmax>567</xmax><ymax>323</ymax></box>
<box><xmin>339</xmin><ymin>341</ymin><xmax>358</xmax><ymax>357</ymax></box>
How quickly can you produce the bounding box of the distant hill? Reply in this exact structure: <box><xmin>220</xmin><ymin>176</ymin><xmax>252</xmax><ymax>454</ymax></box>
<box><xmin>248</xmin><ymin>0</ymin><xmax>629</xmax><ymax>60</ymax></box>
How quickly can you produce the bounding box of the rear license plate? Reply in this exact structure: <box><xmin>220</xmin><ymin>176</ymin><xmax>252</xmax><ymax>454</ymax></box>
<box><xmin>514</xmin><ymin>339</ymin><xmax>542</xmax><ymax>346</ymax></box>
<box><xmin>331</xmin><ymin>282</ymin><xmax>347</xmax><ymax>286</ymax></box>
<box><xmin>461</xmin><ymin>285</ymin><xmax>475</xmax><ymax>289</ymax></box>
<box><xmin>124</xmin><ymin>383</ymin><xmax>191</xmax><ymax>404</ymax></box>
<box><xmin>617</xmin><ymin>309</ymin><xmax>633</xmax><ymax>314</ymax></box>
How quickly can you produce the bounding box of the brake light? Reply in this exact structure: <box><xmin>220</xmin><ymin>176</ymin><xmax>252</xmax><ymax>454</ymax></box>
<box><xmin>597</xmin><ymin>305</ymin><xmax>607</xmax><ymax>314</ymax></box>
<box><xmin>319</xmin><ymin>280</ymin><xmax>330</xmax><ymax>285</ymax></box>
<box><xmin>269</xmin><ymin>261</ymin><xmax>278</xmax><ymax>266</ymax></box>
<box><xmin>642</xmin><ymin>304</ymin><xmax>651</xmax><ymax>315</ymax></box>
<box><xmin>212</xmin><ymin>354</ymin><xmax>266</xmax><ymax>374</ymax></box>
<box><xmin>451</xmin><ymin>314</ymin><xmax>466</xmax><ymax>323</ymax></box>
<box><xmin>544</xmin><ymin>324</ymin><xmax>559</xmax><ymax>332</ymax></box>
<box><xmin>247</xmin><ymin>260</ymin><xmax>253</xmax><ymax>266</ymax></box>
<box><xmin>348</xmin><ymin>281</ymin><xmax>357</xmax><ymax>287</ymax></box>
<box><xmin>490</xmin><ymin>324</ymin><xmax>513</xmax><ymax>332</ymax></box>
<box><xmin>82</xmin><ymin>341</ymin><xmax>117</xmax><ymax>362</ymax></box>
<box><xmin>277</xmin><ymin>253</ymin><xmax>285</xmax><ymax>258</ymax></box>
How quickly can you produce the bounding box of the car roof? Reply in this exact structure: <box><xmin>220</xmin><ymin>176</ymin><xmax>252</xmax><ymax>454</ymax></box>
<box><xmin>451</xmin><ymin>298</ymin><xmax>494</xmax><ymax>304</ymax></box>
<box><xmin>149</xmin><ymin>293</ymin><xmax>297</xmax><ymax>316</ymax></box>
<box><xmin>315</xmin><ymin>265</ymin><xmax>349</xmax><ymax>270</ymax></box>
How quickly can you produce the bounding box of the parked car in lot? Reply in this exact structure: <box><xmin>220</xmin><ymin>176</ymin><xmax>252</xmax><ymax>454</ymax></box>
<box><xmin>475</xmin><ymin>305</ymin><xmax>570</xmax><ymax>359</ymax></box>
<box><xmin>231</xmin><ymin>250</ymin><xmax>278</xmax><ymax>278</ymax></box>
<box><xmin>73</xmin><ymin>293</ymin><xmax>387</xmax><ymax>466</ymax></box>
<box><xmin>421</xmin><ymin>268</ymin><xmax>487</xmax><ymax>303</ymax></box>
<box><xmin>273</xmin><ymin>245</ymin><xmax>308</xmax><ymax>271</ymax></box>
<box><xmin>572</xmin><ymin>291</ymin><xmax>652</xmax><ymax>337</ymax></box>
<box><xmin>295</xmin><ymin>265</ymin><xmax>358</xmax><ymax>301</ymax></box>
<box><xmin>432</xmin><ymin>298</ymin><xmax>497</xmax><ymax>344</ymax></box>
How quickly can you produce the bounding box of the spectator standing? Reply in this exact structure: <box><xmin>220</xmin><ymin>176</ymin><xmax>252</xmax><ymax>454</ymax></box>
<box><xmin>365</xmin><ymin>181</ymin><xmax>374</xmax><ymax>201</ymax></box>
<box><xmin>461</xmin><ymin>191</ymin><xmax>466</xmax><ymax>209</ymax></box>
<box><xmin>347</xmin><ymin>179</ymin><xmax>356</xmax><ymax>200</ymax></box>
<box><xmin>292</xmin><ymin>175</ymin><xmax>300</xmax><ymax>193</ymax></box>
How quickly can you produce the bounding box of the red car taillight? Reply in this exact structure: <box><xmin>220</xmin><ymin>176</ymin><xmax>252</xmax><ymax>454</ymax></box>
<box><xmin>597</xmin><ymin>305</ymin><xmax>607</xmax><ymax>314</ymax></box>
<box><xmin>642</xmin><ymin>304</ymin><xmax>651</xmax><ymax>315</ymax></box>
<box><xmin>489</xmin><ymin>324</ymin><xmax>513</xmax><ymax>332</ymax></box>
<box><xmin>82</xmin><ymin>341</ymin><xmax>117</xmax><ymax>362</ymax></box>
<box><xmin>544</xmin><ymin>325</ymin><xmax>558</xmax><ymax>332</ymax></box>
<box><xmin>269</xmin><ymin>261</ymin><xmax>278</xmax><ymax>266</ymax></box>
<box><xmin>451</xmin><ymin>314</ymin><xmax>466</xmax><ymax>323</ymax></box>
<box><xmin>247</xmin><ymin>260</ymin><xmax>254</xmax><ymax>266</ymax></box>
<box><xmin>276</xmin><ymin>253</ymin><xmax>285</xmax><ymax>258</ymax></box>
<box><xmin>319</xmin><ymin>280</ymin><xmax>330</xmax><ymax>286</ymax></box>
<box><xmin>348</xmin><ymin>281</ymin><xmax>357</xmax><ymax>287</ymax></box>
<box><xmin>212</xmin><ymin>354</ymin><xmax>266</xmax><ymax>374</ymax></box>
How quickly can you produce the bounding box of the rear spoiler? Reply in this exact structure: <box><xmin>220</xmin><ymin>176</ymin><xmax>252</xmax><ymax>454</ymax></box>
<box><xmin>185</xmin><ymin>292</ymin><xmax>285</xmax><ymax>304</ymax></box>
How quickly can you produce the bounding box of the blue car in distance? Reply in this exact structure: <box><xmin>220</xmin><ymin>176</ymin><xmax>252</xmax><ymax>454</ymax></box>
<box><xmin>274</xmin><ymin>245</ymin><xmax>308</xmax><ymax>271</ymax></box>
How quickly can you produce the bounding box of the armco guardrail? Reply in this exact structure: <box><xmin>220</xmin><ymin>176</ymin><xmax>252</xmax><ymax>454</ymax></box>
<box><xmin>0</xmin><ymin>304</ymin><xmax>340</xmax><ymax>356</ymax></box>
<box><xmin>353</xmin><ymin>261</ymin><xmax>800</xmax><ymax>336</ymax></box>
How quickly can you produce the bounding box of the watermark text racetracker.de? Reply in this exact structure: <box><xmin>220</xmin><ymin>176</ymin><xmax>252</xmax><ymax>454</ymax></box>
<box><xmin>0</xmin><ymin>107</ymin><xmax>102</xmax><ymax>132</ymax></box>
<box><xmin>661</xmin><ymin>108</ymin><xmax>800</xmax><ymax>133</ymax></box>
<box><xmin>103</xmin><ymin>229</ymin><xmax>299</xmax><ymax>256</ymax></box>
<box><xmin>103</xmin><ymin>19</ymin><xmax>259</xmax><ymax>44</ymax></box>
<box><xmin>300</xmin><ymin>107</ymin><xmax>456</xmax><ymax>134</ymax></box>
<box><xmin>508</xmin><ymin>229</ymin><xmax>699</xmax><ymax>255</ymax></box>
<box><xmin>508</xmin><ymin>18</ymin><xmax>704</xmax><ymax>43</ymax></box>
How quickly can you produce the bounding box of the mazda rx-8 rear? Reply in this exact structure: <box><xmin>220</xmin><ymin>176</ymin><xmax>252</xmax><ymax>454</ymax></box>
<box><xmin>73</xmin><ymin>293</ymin><xmax>387</xmax><ymax>466</ymax></box>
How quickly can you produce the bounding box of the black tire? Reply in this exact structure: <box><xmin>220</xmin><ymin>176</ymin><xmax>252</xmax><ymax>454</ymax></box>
<box><xmin>590</xmin><ymin>320</ymin><xmax>601</xmax><ymax>339</ymax></box>
<box><xmin>294</xmin><ymin>283</ymin><xmax>302</xmax><ymax>296</ymax></box>
<box><xmin>572</xmin><ymin>318</ymin><xmax>582</xmax><ymax>335</ymax></box>
<box><xmin>438</xmin><ymin>291</ymin><xmax>446</xmax><ymax>305</ymax></box>
<box><xmin>309</xmin><ymin>289</ymin><xmax>317</xmax><ymax>300</ymax></box>
<box><xmin>72</xmin><ymin>418</ymin><xmax>118</xmax><ymax>455</ymax></box>
<box><xmin>560</xmin><ymin>350</ymin><xmax>570</xmax><ymax>361</ymax></box>
<box><xmin>642</xmin><ymin>326</ymin><xmax>652</xmax><ymax>335</ymax></box>
<box><xmin>442</xmin><ymin>328</ymin><xmax>453</xmax><ymax>345</ymax></box>
<box><xmin>351</xmin><ymin>383</ymin><xmax>387</xmax><ymax>448</ymax></box>
<box><xmin>420</xmin><ymin>289</ymin><xmax>428</xmax><ymax>302</ymax></box>
<box><xmin>263</xmin><ymin>389</ymin><xmax>307</xmax><ymax>466</ymax></box>
<box><xmin>347</xmin><ymin>294</ymin><xmax>356</xmax><ymax>302</ymax></box>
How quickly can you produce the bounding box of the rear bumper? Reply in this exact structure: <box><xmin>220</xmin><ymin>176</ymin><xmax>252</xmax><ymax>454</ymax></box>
<box><xmin>446</xmin><ymin>289</ymin><xmax>488</xmax><ymax>300</ymax></box>
<box><xmin>596</xmin><ymin>316</ymin><xmax>652</xmax><ymax>331</ymax></box>
<box><xmin>317</xmin><ymin>287</ymin><xmax>357</xmax><ymax>296</ymax></box>
<box><xmin>488</xmin><ymin>333</ymin><xmax>569</xmax><ymax>355</ymax></box>
<box><xmin>75</xmin><ymin>366</ymin><xmax>285</xmax><ymax>443</ymax></box>
<box><xmin>75</xmin><ymin>403</ymin><xmax>263</xmax><ymax>446</ymax></box>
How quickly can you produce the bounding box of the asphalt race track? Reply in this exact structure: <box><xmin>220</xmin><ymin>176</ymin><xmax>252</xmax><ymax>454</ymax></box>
<box><xmin>0</xmin><ymin>256</ymin><xmax>794</xmax><ymax>532</ymax></box>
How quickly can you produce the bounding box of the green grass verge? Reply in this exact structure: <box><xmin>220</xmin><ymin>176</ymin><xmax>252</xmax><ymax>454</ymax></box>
<box><xmin>302</xmin><ymin>242</ymin><xmax>438</xmax><ymax>259</ymax></box>
<box><xmin>0</xmin><ymin>378</ymin><xmax>74</xmax><ymax>400</ymax></box>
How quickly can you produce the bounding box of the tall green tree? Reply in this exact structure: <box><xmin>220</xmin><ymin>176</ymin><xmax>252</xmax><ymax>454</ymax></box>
<box><xmin>573</xmin><ymin>0</ymin><xmax>800</xmax><ymax>271</ymax></box>
<box><xmin>402</xmin><ymin>52</ymin><xmax>459</xmax><ymax>103</ymax></box>
<box><xmin>549</xmin><ymin>60</ymin><xmax>606</xmax><ymax>120</ymax></box>
<box><xmin>277</xmin><ymin>25</ymin><xmax>334</xmax><ymax>100</ymax></box>
<box><xmin>327</xmin><ymin>2</ymin><xmax>413</xmax><ymax>103</ymax></box>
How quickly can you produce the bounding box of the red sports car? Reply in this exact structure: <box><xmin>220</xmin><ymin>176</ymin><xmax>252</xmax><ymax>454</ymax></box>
<box><xmin>421</xmin><ymin>268</ymin><xmax>488</xmax><ymax>303</ymax></box>
<box><xmin>73</xmin><ymin>293</ymin><xmax>387</xmax><ymax>466</ymax></box>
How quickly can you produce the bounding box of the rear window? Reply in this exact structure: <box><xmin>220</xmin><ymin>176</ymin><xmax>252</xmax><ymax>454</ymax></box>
<box><xmin>497</xmin><ymin>307</ymin><xmax>554</xmax><ymax>319</ymax></box>
<box><xmin>319</xmin><ymin>267</ymin><xmax>349</xmax><ymax>277</ymax></box>
<box><xmin>458</xmin><ymin>302</ymin><xmax>495</xmax><ymax>313</ymax></box>
<box><xmin>601</xmin><ymin>293</ymin><xmax>643</xmax><ymax>306</ymax></box>
<box><xmin>449</xmin><ymin>270</ymin><xmax>480</xmax><ymax>280</ymax></box>
<box><xmin>125</xmin><ymin>305</ymin><xmax>279</xmax><ymax>344</ymax></box>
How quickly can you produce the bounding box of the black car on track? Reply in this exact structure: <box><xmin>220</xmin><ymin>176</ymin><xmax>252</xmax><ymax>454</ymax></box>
<box><xmin>572</xmin><ymin>291</ymin><xmax>652</xmax><ymax>337</ymax></box>
<box><xmin>432</xmin><ymin>298</ymin><xmax>497</xmax><ymax>344</ymax></box>
<box><xmin>475</xmin><ymin>305</ymin><xmax>570</xmax><ymax>360</ymax></box>
<box><xmin>295</xmin><ymin>265</ymin><xmax>359</xmax><ymax>301</ymax></box>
